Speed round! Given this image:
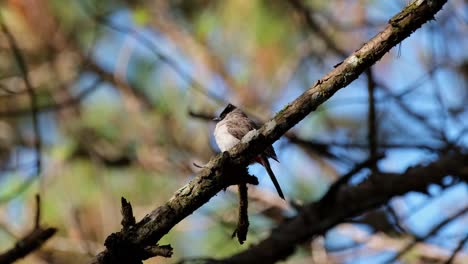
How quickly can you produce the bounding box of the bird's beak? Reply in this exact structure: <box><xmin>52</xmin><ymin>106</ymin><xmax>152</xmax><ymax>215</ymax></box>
<box><xmin>213</xmin><ymin>117</ymin><xmax>221</xmax><ymax>122</ymax></box>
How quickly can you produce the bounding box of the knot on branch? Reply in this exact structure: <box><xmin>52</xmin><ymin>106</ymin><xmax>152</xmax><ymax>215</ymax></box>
<box><xmin>103</xmin><ymin>232</ymin><xmax>141</xmax><ymax>264</ymax></box>
<box><xmin>99</xmin><ymin>197</ymin><xmax>174</xmax><ymax>264</ymax></box>
<box><xmin>222</xmin><ymin>165</ymin><xmax>259</xmax><ymax>188</ymax></box>
<box><xmin>219</xmin><ymin>151</ymin><xmax>259</xmax><ymax>188</ymax></box>
<box><xmin>103</xmin><ymin>232</ymin><xmax>173</xmax><ymax>263</ymax></box>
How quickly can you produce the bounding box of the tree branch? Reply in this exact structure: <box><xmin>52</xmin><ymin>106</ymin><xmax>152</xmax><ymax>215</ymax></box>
<box><xmin>445</xmin><ymin>234</ymin><xmax>468</xmax><ymax>264</ymax></box>
<box><xmin>385</xmin><ymin>206</ymin><xmax>468</xmax><ymax>263</ymax></box>
<box><xmin>214</xmin><ymin>152</ymin><xmax>468</xmax><ymax>264</ymax></box>
<box><xmin>0</xmin><ymin>194</ymin><xmax>57</xmax><ymax>263</ymax></box>
<box><xmin>92</xmin><ymin>1</ymin><xmax>449</xmax><ymax>262</ymax></box>
<box><xmin>0</xmin><ymin>228</ymin><xmax>57</xmax><ymax>264</ymax></box>
<box><xmin>0</xmin><ymin>13</ymin><xmax>42</xmax><ymax>175</ymax></box>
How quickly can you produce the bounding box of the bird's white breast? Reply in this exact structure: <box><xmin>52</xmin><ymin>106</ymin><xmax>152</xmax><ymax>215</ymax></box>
<box><xmin>214</xmin><ymin>121</ymin><xmax>240</xmax><ymax>152</ymax></box>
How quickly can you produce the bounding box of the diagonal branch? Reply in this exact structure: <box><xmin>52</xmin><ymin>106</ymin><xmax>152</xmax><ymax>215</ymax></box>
<box><xmin>215</xmin><ymin>152</ymin><xmax>468</xmax><ymax>264</ymax></box>
<box><xmin>445</xmin><ymin>234</ymin><xmax>468</xmax><ymax>264</ymax></box>
<box><xmin>288</xmin><ymin>0</ymin><xmax>348</xmax><ymax>57</ymax></box>
<box><xmin>0</xmin><ymin>194</ymin><xmax>57</xmax><ymax>263</ymax></box>
<box><xmin>92</xmin><ymin>1</ymin><xmax>449</xmax><ymax>263</ymax></box>
<box><xmin>0</xmin><ymin>228</ymin><xmax>57</xmax><ymax>264</ymax></box>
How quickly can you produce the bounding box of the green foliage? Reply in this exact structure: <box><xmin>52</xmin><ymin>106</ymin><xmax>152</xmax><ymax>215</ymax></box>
<box><xmin>131</xmin><ymin>6</ymin><xmax>150</xmax><ymax>26</ymax></box>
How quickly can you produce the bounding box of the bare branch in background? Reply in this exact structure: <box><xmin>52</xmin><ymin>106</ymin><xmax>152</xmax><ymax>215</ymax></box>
<box><xmin>366</xmin><ymin>68</ymin><xmax>378</xmax><ymax>173</ymax></box>
<box><xmin>385</xmin><ymin>206</ymin><xmax>468</xmax><ymax>263</ymax></box>
<box><xmin>180</xmin><ymin>152</ymin><xmax>468</xmax><ymax>263</ymax></box>
<box><xmin>0</xmin><ymin>195</ymin><xmax>57</xmax><ymax>264</ymax></box>
<box><xmin>79</xmin><ymin>1</ymin><xmax>226</xmax><ymax>105</ymax></box>
<box><xmin>288</xmin><ymin>0</ymin><xmax>347</xmax><ymax>57</ymax></box>
<box><xmin>0</xmin><ymin>13</ymin><xmax>42</xmax><ymax>175</ymax></box>
<box><xmin>318</xmin><ymin>154</ymin><xmax>384</xmax><ymax>210</ymax></box>
<box><xmin>0</xmin><ymin>78</ymin><xmax>102</xmax><ymax>118</ymax></box>
<box><xmin>445</xmin><ymin>235</ymin><xmax>468</xmax><ymax>264</ymax></box>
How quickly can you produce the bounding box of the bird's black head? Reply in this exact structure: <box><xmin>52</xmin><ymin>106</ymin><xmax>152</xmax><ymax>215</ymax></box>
<box><xmin>213</xmin><ymin>103</ymin><xmax>237</xmax><ymax>121</ymax></box>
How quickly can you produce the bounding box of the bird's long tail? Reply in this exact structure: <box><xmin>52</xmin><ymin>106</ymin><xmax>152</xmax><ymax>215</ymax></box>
<box><xmin>259</xmin><ymin>155</ymin><xmax>285</xmax><ymax>200</ymax></box>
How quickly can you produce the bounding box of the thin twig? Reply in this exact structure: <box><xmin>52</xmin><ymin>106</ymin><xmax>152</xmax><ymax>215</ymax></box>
<box><xmin>0</xmin><ymin>194</ymin><xmax>57</xmax><ymax>263</ymax></box>
<box><xmin>385</xmin><ymin>206</ymin><xmax>468</xmax><ymax>263</ymax></box>
<box><xmin>288</xmin><ymin>0</ymin><xmax>347</xmax><ymax>57</ymax></box>
<box><xmin>318</xmin><ymin>155</ymin><xmax>384</xmax><ymax>211</ymax></box>
<box><xmin>0</xmin><ymin>15</ymin><xmax>42</xmax><ymax>175</ymax></box>
<box><xmin>34</xmin><ymin>194</ymin><xmax>41</xmax><ymax>229</ymax></box>
<box><xmin>0</xmin><ymin>78</ymin><xmax>103</xmax><ymax>118</ymax></box>
<box><xmin>444</xmin><ymin>234</ymin><xmax>468</xmax><ymax>264</ymax></box>
<box><xmin>78</xmin><ymin>1</ymin><xmax>226</xmax><ymax>105</ymax></box>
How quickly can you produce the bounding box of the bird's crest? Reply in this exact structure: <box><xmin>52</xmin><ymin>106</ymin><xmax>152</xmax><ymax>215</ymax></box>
<box><xmin>219</xmin><ymin>103</ymin><xmax>237</xmax><ymax>120</ymax></box>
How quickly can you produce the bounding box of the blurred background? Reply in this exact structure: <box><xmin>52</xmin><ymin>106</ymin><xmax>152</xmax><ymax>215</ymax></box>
<box><xmin>0</xmin><ymin>0</ymin><xmax>467</xmax><ymax>263</ymax></box>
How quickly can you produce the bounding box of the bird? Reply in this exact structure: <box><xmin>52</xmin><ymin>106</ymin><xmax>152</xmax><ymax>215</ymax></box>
<box><xmin>213</xmin><ymin>104</ymin><xmax>285</xmax><ymax>199</ymax></box>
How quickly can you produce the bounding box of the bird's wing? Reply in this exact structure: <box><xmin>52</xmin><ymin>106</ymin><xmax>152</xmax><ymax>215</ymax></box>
<box><xmin>227</xmin><ymin>116</ymin><xmax>279</xmax><ymax>162</ymax></box>
<box><xmin>226</xmin><ymin>118</ymin><xmax>257</xmax><ymax>140</ymax></box>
